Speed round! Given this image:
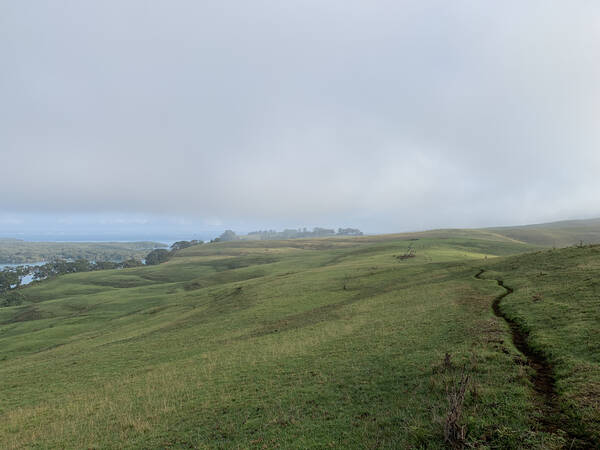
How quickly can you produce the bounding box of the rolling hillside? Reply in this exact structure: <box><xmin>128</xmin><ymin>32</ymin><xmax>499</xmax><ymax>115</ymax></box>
<box><xmin>381</xmin><ymin>217</ymin><xmax>600</xmax><ymax>248</ymax></box>
<box><xmin>1</xmin><ymin>231</ymin><xmax>598</xmax><ymax>448</ymax></box>
<box><xmin>486</xmin><ymin>218</ymin><xmax>600</xmax><ymax>247</ymax></box>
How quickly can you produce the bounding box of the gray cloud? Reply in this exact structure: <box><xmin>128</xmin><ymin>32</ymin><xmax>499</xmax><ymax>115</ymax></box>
<box><xmin>1</xmin><ymin>1</ymin><xmax>599</xmax><ymax>233</ymax></box>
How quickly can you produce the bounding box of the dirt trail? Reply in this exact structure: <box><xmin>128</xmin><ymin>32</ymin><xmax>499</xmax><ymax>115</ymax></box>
<box><xmin>474</xmin><ymin>269</ymin><xmax>594</xmax><ymax>448</ymax></box>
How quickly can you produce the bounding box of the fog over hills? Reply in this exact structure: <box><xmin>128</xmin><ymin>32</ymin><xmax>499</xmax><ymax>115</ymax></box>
<box><xmin>1</xmin><ymin>1</ymin><xmax>600</xmax><ymax>234</ymax></box>
<box><xmin>3</xmin><ymin>3</ymin><xmax>600</xmax><ymax>448</ymax></box>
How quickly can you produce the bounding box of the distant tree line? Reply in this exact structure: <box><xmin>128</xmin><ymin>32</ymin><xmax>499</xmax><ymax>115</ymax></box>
<box><xmin>0</xmin><ymin>268</ymin><xmax>24</xmax><ymax>293</ymax></box>
<box><xmin>0</xmin><ymin>240</ymin><xmax>167</xmax><ymax>264</ymax></box>
<box><xmin>210</xmin><ymin>230</ymin><xmax>239</xmax><ymax>243</ymax></box>
<box><xmin>336</xmin><ymin>228</ymin><xmax>364</xmax><ymax>236</ymax></box>
<box><xmin>205</xmin><ymin>228</ymin><xmax>363</xmax><ymax>243</ymax></box>
<box><xmin>246</xmin><ymin>227</ymin><xmax>363</xmax><ymax>240</ymax></box>
<box><xmin>22</xmin><ymin>258</ymin><xmax>144</xmax><ymax>282</ymax></box>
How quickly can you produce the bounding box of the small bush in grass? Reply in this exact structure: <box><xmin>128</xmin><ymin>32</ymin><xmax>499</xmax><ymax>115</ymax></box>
<box><xmin>444</xmin><ymin>369</ymin><xmax>470</xmax><ymax>448</ymax></box>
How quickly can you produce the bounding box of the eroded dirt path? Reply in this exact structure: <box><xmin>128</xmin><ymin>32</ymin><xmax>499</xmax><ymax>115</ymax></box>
<box><xmin>474</xmin><ymin>269</ymin><xmax>594</xmax><ymax>448</ymax></box>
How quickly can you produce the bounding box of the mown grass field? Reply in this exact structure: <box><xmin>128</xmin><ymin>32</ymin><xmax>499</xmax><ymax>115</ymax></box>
<box><xmin>1</xmin><ymin>231</ymin><xmax>598</xmax><ymax>448</ymax></box>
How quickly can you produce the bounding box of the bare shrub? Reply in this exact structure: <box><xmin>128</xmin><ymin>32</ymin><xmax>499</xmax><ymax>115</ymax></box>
<box><xmin>444</xmin><ymin>370</ymin><xmax>470</xmax><ymax>448</ymax></box>
<box><xmin>432</xmin><ymin>352</ymin><xmax>454</xmax><ymax>374</ymax></box>
<box><xmin>443</xmin><ymin>352</ymin><xmax>453</xmax><ymax>371</ymax></box>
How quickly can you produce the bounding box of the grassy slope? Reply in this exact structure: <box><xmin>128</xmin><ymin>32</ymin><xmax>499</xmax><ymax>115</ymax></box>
<box><xmin>487</xmin><ymin>218</ymin><xmax>600</xmax><ymax>247</ymax></box>
<box><xmin>0</xmin><ymin>232</ymin><xmax>595</xmax><ymax>448</ymax></box>
<box><xmin>370</xmin><ymin>217</ymin><xmax>600</xmax><ymax>249</ymax></box>
<box><xmin>481</xmin><ymin>245</ymin><xmax>600</xmax><ymax>443</ymax></box>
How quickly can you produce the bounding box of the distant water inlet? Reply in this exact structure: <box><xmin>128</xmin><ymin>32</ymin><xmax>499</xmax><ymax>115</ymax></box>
<box><xmin>0</xmin><ymin>262</ymin><xmax>47</xmax><ymax>286</ymax></box>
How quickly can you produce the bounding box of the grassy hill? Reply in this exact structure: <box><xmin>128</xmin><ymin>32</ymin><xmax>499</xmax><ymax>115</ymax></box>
<box><xmin>486</xmin><ymin>217</ymin><xmax>600</xmax><ymax>247</ymax></box>
<box><xmin>481</xmin><ymin>245</ymin><xmax>600</xmax><ymax>445</ymax></box>
<box><xmin>379</xmin><ymin>217</ymin><xmax>600</xmax><ymax>248</ymax></box>
<box><xmin>1</xmin><ymin>231</ymin><xmax>598</xmax><ymax>448</ymax></box>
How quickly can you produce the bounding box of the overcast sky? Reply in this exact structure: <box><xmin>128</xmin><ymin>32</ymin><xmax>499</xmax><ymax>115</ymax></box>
<box><xmin>1</xmin><ymin>1</ymin><xmax>599</xmax><ymax>237</ymax></box>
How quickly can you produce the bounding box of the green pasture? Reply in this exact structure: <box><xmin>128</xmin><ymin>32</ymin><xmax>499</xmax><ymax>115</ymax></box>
<box><xmin>0</xmin><ymin>232</ymin><xmax>598</xmax><ymax>448</ymax></box>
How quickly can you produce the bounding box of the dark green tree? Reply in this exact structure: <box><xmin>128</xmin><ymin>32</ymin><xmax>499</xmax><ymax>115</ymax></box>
<box><xmin>145</xmin><ymin>249</ymin><xmax>170</xmax><ymax>265</ymax></box>
<box><xmin>170</xmin><ymin>240</ymin><xmax>201</xmax><ymax>251</ymax></box>
<box><xmin>0</xmin><ymin>270</ymin><xmax>20</xmax><ymax>292</ymax></box>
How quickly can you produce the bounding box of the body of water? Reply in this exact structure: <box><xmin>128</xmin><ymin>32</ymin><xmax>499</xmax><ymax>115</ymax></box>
<box><xmin>0</xmin><ymin>262</ymin><xmax>46</xmax><ymax>286</ymax></box>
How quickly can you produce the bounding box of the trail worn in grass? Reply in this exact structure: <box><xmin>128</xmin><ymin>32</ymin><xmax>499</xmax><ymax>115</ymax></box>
<box><xmin>481</xmin><ymin>245</ymin><xmax>600</xmax><ymax>448</ymax></box>
<box><xmin>475</xmin><ymin>270</ymin><xmax>564</xmax><ymax>440</ymax></box>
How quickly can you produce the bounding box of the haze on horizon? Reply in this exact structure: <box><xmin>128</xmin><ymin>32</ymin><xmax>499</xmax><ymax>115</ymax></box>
<box><xmin>1</xmin><ymin>1</ymin><xmax>599</xmax><ymax>238</ymax></box>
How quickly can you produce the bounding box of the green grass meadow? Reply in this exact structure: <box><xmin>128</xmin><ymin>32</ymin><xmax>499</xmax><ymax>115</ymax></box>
<box><xmin>1</xmin><ymin>231</ymin><xmax>599</xmax><ymax>448</ymax></box>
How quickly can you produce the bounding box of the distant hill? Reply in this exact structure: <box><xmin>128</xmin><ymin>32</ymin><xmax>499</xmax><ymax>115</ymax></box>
<box><xmin>373</xmin><ymin>218</ymin><xmax>600</xmax><ymax>248</ymax></box>
<box><xmin>486</xmin><ymin>218</ymin><xmax>600</xmax><ymax>247</ymax></box>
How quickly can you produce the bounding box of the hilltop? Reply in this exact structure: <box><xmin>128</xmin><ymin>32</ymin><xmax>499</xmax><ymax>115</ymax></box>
<box><xmin>379</xmin><ymin>217</ymin><xmax>600</xmax><ymax>248</ymax></box>
<box><xmin>485</xmin><ymin>217</ymin><xmax>600</xmax><ymax>247</ymax></box>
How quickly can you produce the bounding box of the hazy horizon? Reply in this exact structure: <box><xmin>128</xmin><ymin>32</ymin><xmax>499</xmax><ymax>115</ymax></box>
<box><xmin>2</xmin><ymin>1</ymin><xmax>599</xmax><ymax>237</ymax></box>
<box><xmin>2</xmin><ymin>215</ymin><xmax>600</xmax><ymax>244</ymax></box>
